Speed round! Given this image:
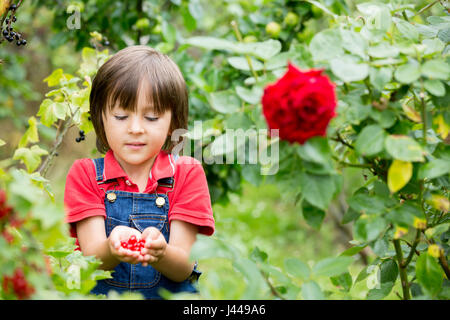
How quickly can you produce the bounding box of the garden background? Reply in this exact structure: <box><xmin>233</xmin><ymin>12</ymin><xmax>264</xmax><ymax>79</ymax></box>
<box><xmin>0</xmin><ymin>0</ymin><xmax>449</xmax><ymax>300</ymax></box>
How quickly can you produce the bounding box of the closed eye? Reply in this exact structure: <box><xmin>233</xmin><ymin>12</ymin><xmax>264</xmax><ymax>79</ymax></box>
<box><xmin>114</xmin><ymin>116</ymin><xmax>158</xmax><ymax>121</ymax></box>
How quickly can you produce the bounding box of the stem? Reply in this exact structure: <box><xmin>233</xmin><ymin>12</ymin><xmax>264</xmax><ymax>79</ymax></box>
<box><xmin>393</xmin><ymin>239</ymin><xmax>411</xmax><ymax>300</ymax></box>
<box><xmin>261</xmin><ymin>270</ymin><xmax>285</xmax><ymax>300</ymax></box>
<box><xmin>419</xmin><ymin>81</ymin><xmax>427</xmax><ymax>145</ymax></box>
<box><xmin>331</xmin><ymin>132</ymin><xmax>354</xmax><ymax>149</ymax></box>
<box><xmin>402</xmin><ymin>229</ymin><xmax>421</xmax><ymax>268</ymax></box>
<box><xmin>37</xmin><ymin>104</ymin><xmax>79</xmax><ymax>178</ymax></box>
<box><xmin>413</xmin><ymin>0</ymin><xmax>440</xmax><ymax>17</ymax></box>
<box><xmin>38</xmin><ymin>119</ymin><xmax>74</xmax><ymax>178</ymax></box>
<box><xmin>438</xmin><ymin>254</ymin><xmax>450</xmax><ymax>280</ymax></box>
<box><xmin>230</xmin><ymin>20</ymin><xmax>259</xmax><ymax>82</ymax></box>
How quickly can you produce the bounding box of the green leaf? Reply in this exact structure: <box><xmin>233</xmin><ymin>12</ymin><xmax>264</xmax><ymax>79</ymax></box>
<box><xmin>43</xmin><ymin>68</ymin><xmax>64</xmax><ymax>87</ymax></box>
<box><xmin>394</xmin><ymin>61</ymin><xmax>421</xmax><ymax>84</ymax></box>
<box><xmin>387</xmin><ymin>160</ymin><xmax>412</xmax><ymax>193</ymax></box>
<box><xmin>330</xmin><ymin>272</ymin><xmax>353</xmax><ymax>291</ymax></box>
<box><xmin>297</xmin><ymin>137</ymin><xmax>332</xmax><ymax>167</ymax></box>
<box><xmin>366</xmin><ymin>282</ymin><xmax>394</xmax><ymax>300</ymax></box>
<box><xmin>18</xmin><ymin>117</ymin><xmax>39</xmax><ymax>148</ymax></box>
<box><xmin>368</xmin><ymin>43</ymin><xmax>399</xmax><ymax>58</ymax></box>
<box><xmin>161</xmin><ymin>20</ymin><xmax>177</xmax><ymax>45</ymax></box>
<box><xmin>380</xmin><ymin>260</ymin><xmax>398</xmax><ymax>284</ymax></box>
<box><xmin>339</xmin><ymin>245</ymin><xmax>367</xmax><ymax>257</ymax></box>
<box><xmin>348</xmin><ymin>193</ymin><xmax>388</xmax><ymax>215</ymax></box>
<box><xmin>301</xmin><ymin>202</ymin><xmax>326</xmax><ymax>230</ymax></box>
<box><xmin>184</xmin><ymin>36</ymin><xmax>236</xmax><ymax>51</ymax></box>
<box><xmin>369</xmin><ymin>67</ymin><xmax>392</xmax><ymax>92</ymax></box>
<box><xmin>418</xmin><ymin>158</ymin><xmax>450</xmax><ymax>180</ymax></box>
<box><xmin>353</xmin><ymin>215</ymin><xmax>386</xmax><ymax>242</ymax></box>
<box><xmin>190</xmin><ymin>235</ymin><xmax>239</xmax><ymax>260</ymax></box>
<box><xmin>341</xmin><ymin>29</ymin><xmax>368</xmax><ymax>59</ymax></box>
<box><xmin>235</xmin><ymin>86</ymin><xmax>263</xmax><ymax>105</ymax></box>
<box><xmin>394</xmin><ymin>19</ymin><xmax>419</xmax><ymax>42</ymax></box>
<box><xmin>416</xmin><ymin>253</ymin><xmax>443</xmax><ymax>297</ymax></box>
<box><xmin>385</xmin><ymin>135</ymin><xmax>425</xmax><ymax>162</ymax></box>
<box><xmin>208</xmin><ymin>91</ymin><xmax>240</xmax><ymax>114</ymax></box>
<box><xmin>235</xmin><ymin>40</ymin><xmax>282</xmax><ymax>61</ymax></box>
<box><xmin>228</xmin><ymin>56</ymin><xmax>264</xmax><ymax>71</ymax></box>
<box><xmin>37</xmin><ymin>99</ymin><xmax>67</xmax><ymax>127</ymax></box>
<box><xmin>284</xmin><ymin>258</ymin><xmax>310</xmax><ymax>280</ymax></box>
<box><xmin>424</xmin><ymin>79</ymin><xmax>446</xmax><ymax>97</ymax></box>
<box><xmin>301</xmin><ymin>281</ymin><xmax>325</xmax><ymax>300</ymax></box>
<box><xmin>13</xmin><ymin>145</ymin><xmax>49</xmax><ymax>173</ymax></box>
<box><xmin>309</xmin><ymin>29</ymin><xmax>343</xmax><ymax>61</ymax></box>
<box><xmin>357</xmin><ymin>2</ymin><xmax>391</xmax><ymax>32</ymax></box>
<box><xmin>421</xmin><ymin>60</ymin><xmax>450</xmax><ymax>80</ymax></box>
<box><xmin>355</xmin><ymin>124</ymin><xmax>386</xmax><ymax>157</ymax></box>
<box><xmin>312</xmin><ymin>256</ymin><xmax>353</xmax><ymax>277</ymax></box>
<box><xmin>232</xmin><ymin>258</ymin><xmax>267</xmax><ymax>299</ymax></box>
<box><xmin>79</xmin><ymin>47</ymin><xmax>99</xmax><ymax>77</ymax></box>
<box><xmin>299</xmin><ymin>172</ymin><xmax>336</xmax><ymax>210</ymax></box>
<box><xmin>385</xmin><ymin>203</ymin><xmax>424</xmax><ymax>228</ymax></box>
<box><xmin>330</xmin><ymin>55</ymin><xmax>369</xmax><ymax>82</ymax></box>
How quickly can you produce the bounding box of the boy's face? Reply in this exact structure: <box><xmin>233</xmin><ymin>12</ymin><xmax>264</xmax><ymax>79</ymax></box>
<box><xmin>102</xmin><ymin>82</ymin><xmax>172</xmax><ymax>176</ymax></box>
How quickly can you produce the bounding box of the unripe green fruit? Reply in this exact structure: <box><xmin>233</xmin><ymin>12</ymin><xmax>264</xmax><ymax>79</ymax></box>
<box><xmin>311</xmin><ymin>6</ymin><xmax>323</xmax><ymax>18</ymax></box>
<box><xmin>284</xmin><ymin>12</ymin><xmax>299</xmax><ymax>27</ymax></box>
<box><xmin>152</xmin><ymin>24</ymin><xmax>162</xmax><ymax>35</ymax></box>
<box><xmin>135</xmin><ymin>18</ymin><xmax>150</xmax><ymax>30</ymax></box>
<box><xmin>243</xmin><ymin>35</ymin><xmax>257</xmax><ymax>43</ymax></box>
<box><xmin>265</xmin><ymin>21</ymin><xmax>281</xmax><ymax>38</ymax></box>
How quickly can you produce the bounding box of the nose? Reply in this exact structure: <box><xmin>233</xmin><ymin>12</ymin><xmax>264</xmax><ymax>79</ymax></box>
<box><xmin>127</xmin><ymin>116</ymin><xmax>144</xmax><ymax>134</ymax></box>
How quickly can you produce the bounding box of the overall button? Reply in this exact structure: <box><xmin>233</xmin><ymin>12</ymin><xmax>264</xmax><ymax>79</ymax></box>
<box><xmin>125</xmin><ymin>180</ymin><xmax>132</xmax><ymax>186</ymax></box>
<box><xmin>155</xmin><ymin>196</ymin><xmax>165</xmax><ymax>207</ymax></box>
<box><xmin>106</xmin><ymin>192</ymin><xmax>117</xmax><ymax>203</ymax></box>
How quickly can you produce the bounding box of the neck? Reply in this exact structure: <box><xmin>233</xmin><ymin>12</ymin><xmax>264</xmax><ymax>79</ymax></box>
<box><xmin>114</xmin><ymin>154</ymin><xmax>157</xmax><ymax>182</ymax></box>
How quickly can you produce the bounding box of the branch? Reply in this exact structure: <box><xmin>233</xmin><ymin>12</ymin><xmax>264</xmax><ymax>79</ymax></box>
<box><xmin>260</xmin><ymin>270</ymin><xmax>285</xmax><ymax>300</ymax></box>
<box><xmin>413</xmin><ymin>0</ymin><xmax>440</xmax><ymax>17</ymax></box>
<box><xmin>401</xmin><ymin>229</ymin><xmax>421</xmax><ymax>268</ymax></box>
<box><xmin>230</xmin><ymin>20</ymin><xmax>259</xmax><ymax>82</ymax></box>
<box><xmin>393</xmin><ymin>239</ymin><xmax>411</xmax><ymax>300</ymax></box>
<box><xmin>331</xmin><ymin>132</ymin><xmax>354</xmax><ymax>149</ymax></box>
<box><xmin>37</xmin><ymin>117</ymin><xmax>75</xmax><ymax>178</ymax></box>
<box><xmin>438</xmin><ymin>254</ymin><xmax>450</xmax><ymax>280</ymax></box>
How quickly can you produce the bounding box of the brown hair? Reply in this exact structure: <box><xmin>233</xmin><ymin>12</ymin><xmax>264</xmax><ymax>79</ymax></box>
<box><xmin>89</xmin><ymin>45</ymin><xmax>189</xmax><ymax>154</ymax></box>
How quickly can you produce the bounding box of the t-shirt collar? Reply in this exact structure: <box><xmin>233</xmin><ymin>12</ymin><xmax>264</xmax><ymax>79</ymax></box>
<box><xmin>104</xmin><ymin>149</ymin><xmax>176</xmax><ymax>182</ymax></box>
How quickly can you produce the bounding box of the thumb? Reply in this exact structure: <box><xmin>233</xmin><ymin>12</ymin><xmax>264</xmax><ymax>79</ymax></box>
<box><xmin>143</xmin><ymin>227</ymin><xmax>160</xmax><ymax>241</ymax></box>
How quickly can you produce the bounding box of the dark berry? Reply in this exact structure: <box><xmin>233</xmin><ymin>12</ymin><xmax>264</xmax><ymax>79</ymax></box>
<box><xmin>75</xmin><ymin>137</ymin><xmax>81</xmax><ymax>143</ymax></box>
<box><xmin>80</xmin><ymin>135</ymin><xmax>85</xmax><ymax>141</ymax></box>
<box><xmin>2</xmin><ymin>29</ymin><xmax>8</xmax><ymax>36</ymax></box>
<box><xmin>21</xmin><ymin>39</ymin><xmax>26</xmax><ymax>46</ymax></box>
<box><xmin>12</xmin><ymin>16</ymin><xmax>17</xmax><ymax>22</ymax></box>
<box><xmin>79</xmin><ymin>130</ymin><xmax>85</xmax><ymax>136</ymax></box>
<box><xmin>16</xmin><ymin>40</ymin><xmax>21</xmax><ymax>46</ymax></box>
<box><xmin>9</xmin><ymin>4</ymin><xmax>17</xmax><ymax>10</ymax></box>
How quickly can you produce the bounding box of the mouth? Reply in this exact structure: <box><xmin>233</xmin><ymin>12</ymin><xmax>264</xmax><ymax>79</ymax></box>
<box><xmin>126</xmin><ymin>143</ymin><xmax>146</xmax><ymax>149</ymax></box>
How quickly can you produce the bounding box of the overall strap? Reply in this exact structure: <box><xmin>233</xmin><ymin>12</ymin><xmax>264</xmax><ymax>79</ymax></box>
<box><xmin>92</xmin><ymin>157</ymin><xmax>119</xmax><ymax>185</ymax></box>
<box><xmin>92</xmin><ymin>158</ymin><xmax>105</xmax><ymax>182</ymax></box>
<box><xmin>157</xmin><ymin>153</ymin><xmax>179</xmax><ymax>188</ymax></box>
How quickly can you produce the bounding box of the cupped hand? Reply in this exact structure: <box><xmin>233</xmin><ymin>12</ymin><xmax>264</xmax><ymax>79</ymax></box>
<box><xmin>139</xmin><ymin>227</ymin><xmax>167</xmax><ymax>267</ymax></box>
<box><xmin>109</xmin><ymin>225</ymin><xmax>144</xmax><ymax>264</ymax></box>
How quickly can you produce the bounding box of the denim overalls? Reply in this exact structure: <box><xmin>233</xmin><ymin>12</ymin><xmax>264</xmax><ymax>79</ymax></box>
<box><xmin>90</xmin><ymin>156</ymin><xmax>201</xmax><ymax>299</ymax></box>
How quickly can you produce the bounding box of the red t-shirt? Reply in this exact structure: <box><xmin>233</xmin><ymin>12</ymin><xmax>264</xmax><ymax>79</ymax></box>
<box><xmin>64</xmin><ymin>149</ymin><xmax>215</xmax><ymax>243</ymax></box>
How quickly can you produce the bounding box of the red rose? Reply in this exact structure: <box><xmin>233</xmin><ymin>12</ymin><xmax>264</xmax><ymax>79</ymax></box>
<box><xmin>262</xmin><ymin>63</ymin><xmax>337</xmax><ymax>144</ymax></box>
